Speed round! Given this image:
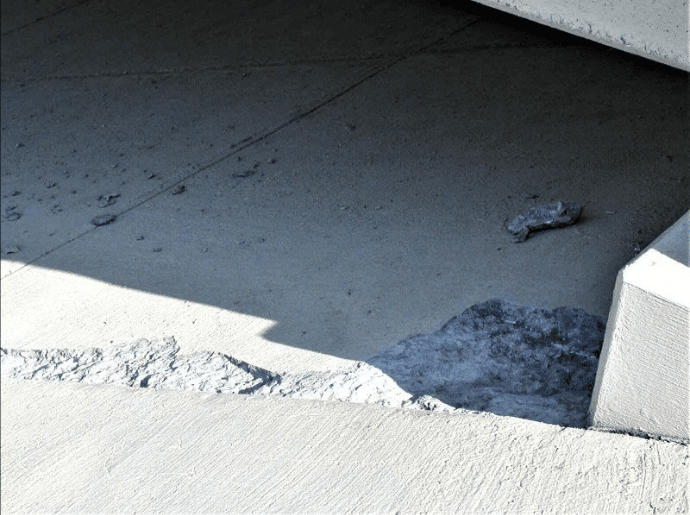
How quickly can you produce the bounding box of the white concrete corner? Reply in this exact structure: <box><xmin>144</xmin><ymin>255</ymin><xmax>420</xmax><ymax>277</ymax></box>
<box><xmin>471</xmin><ymin>0</ymin><xmax>690</xmax><ymax>71</ymax></box>
<box><xmin>589</xmin><ymin>211</ymin><xmax>690</xmax><ymax>442</ymax></box>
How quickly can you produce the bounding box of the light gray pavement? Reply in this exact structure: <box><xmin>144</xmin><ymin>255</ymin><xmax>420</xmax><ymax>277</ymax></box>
<box><xmin>3</xmin><ymin>379</ymin><xmax>689</xmax><ymax>513</ymax></box>
<box><xmin>1</xmin><ymin>0</ymin><xmax>689</xmax><ymax>512</ymax></box>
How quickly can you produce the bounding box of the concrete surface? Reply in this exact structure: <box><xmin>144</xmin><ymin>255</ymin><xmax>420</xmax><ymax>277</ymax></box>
<box><xmin>470</xmin><ymin>0</ymin><xmax>690</xmax><ymax>71</ymax></box>
<box><xmin>2</xmin><ymin>379</ymin><xmax>689</xmax><ymax>514</ymax></box>
<box><xmin>2</xmin><ymin>0</ymin><xmax>689</xmax><ymax>512</ymax></box>
<box><xmin>589</xmin><ymin>211</ymin><xmax>690</xmax><ymax>442</ymax></box>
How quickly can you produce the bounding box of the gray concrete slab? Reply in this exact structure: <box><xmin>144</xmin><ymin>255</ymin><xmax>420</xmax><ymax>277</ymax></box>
<box><xmin>470</xmin><ymin>0</ymin><xmax>690</xmax><ymax>71</ymax></box>
<box><xmin>2</xmin><ymin>379</ymin><xmax>688</xmax><ymax>514</ymax></box>
<box><xmin>2</xmin><ymin>0</ymin><xmax>689</xmax><ymax>511</ymax></box>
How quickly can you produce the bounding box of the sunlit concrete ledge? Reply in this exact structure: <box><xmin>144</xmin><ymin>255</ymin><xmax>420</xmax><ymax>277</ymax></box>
<box><xmin>471</xmin><ymin>0</ymin><xmax>690</xmax><ymax>71</ymax></box>
<box><xmin>589</xmin><ymin>210</ymin><xmax>690</xmax><ymax>442</ymax></box>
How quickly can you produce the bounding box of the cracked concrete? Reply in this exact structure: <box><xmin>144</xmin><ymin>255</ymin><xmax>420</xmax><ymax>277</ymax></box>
<box><xmin>2</xmin><ymin>300</ymin><xmax>608</xmax><ymax>427</ymax></box>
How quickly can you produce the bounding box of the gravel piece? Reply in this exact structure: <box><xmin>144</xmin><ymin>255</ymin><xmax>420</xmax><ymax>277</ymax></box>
<box><xmin>97</xmin><ymin>193</ymin><xmax>120</xmax><ymax>208</ymax></box>
<box><xmin>507</xmin><ymin>201</ymin><xmax>583</xmax><ymax>242</ymax></box>
<box><xmin>91</xmin><ymin>214</ymin><xmax>117</xmax><ymax>226</ymax></box>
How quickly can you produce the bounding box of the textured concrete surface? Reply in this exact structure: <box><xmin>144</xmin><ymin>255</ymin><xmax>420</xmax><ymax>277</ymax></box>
<box><xmin>470</xmin><ymin>0</ymin><xmax>690</xmax><ymax>70</ymax></box>
<box><xmin>3</xmin><ymin>379</ymin><xmax>689</xmax><ymax>514</ymax></box>
<box><xmin>2</xmin><ymin>0</ymin><xmax>688</xmax><ymax>368</ymax></box>
<box><xmin>2</xmin><ymin>0</ymin><xmax>689</xmax><ymax>512</ymax></box>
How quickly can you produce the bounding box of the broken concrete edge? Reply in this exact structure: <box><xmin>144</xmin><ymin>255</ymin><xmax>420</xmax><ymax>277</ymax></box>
<box><xmin>470</xmin><ymin>0</ymin><xmax>690</xmax><ymax>71</ymax></box>
<box><xmin>0</xmin><ymin>340</ymin><xmax>453</xmax><ymax>414</ymax></box>
<box><xmin>2</xmin><ymin>375</ymin><xmax>684</xmax><ymax>446</ymax></box>
<box><xmin>1</xmin><ymin>299</ymin><xmax>607</xmax><ymax>428</ymax></box>
<box><xmin>588</xmin><ymin>210</ymin><xmax>690</xmax><ymax>444</ymax></box>
<box><xmin>586</xmin><ymin>425</ymin><xmax>690</xmax><ymax>446</ymax></box>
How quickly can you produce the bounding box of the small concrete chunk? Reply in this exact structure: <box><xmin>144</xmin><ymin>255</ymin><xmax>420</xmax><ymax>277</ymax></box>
<box><xmin>507</xmin><ymin>201</ymin><xmax>583</xmax><ymax>242</ymax></box>
<box><xmin>90</xmin><ymin>214</ymin><xmax>117</xmax><ymax>226</ymax></box>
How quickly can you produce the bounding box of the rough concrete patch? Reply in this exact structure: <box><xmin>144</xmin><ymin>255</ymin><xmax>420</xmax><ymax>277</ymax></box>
<box><xmin>255</xmin><ymin>362</ymin><xmax>414</xmax><ymax>408</ymax></box>
<box><xmin>369</xmin><ymin>299</ymin><xmax>606</xmax><ymax>427</ymax></box>
<box><xmin>0</xmin><ymin>299</ymin><xmax>605</xmax><ymax>426</ymax></box>
<box><xmin>0</xmin><ymin>338</ymin><xmax>274</xmax><ymax>394</ymax></box>
<box><xmin>0</xmin><ymin>338</ymin><xmax>415</xmax><ymax>408</ymax></box>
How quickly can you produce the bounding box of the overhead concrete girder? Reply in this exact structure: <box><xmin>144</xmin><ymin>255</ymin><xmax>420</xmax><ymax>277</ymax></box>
<box><xmin>470</xmin><ymin>0</ymin><xmax>690</xmax><ymax>71</ymax></box>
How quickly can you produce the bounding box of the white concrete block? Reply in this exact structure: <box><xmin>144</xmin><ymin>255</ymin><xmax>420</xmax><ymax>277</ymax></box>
<box><xmin>471</xmin><ymin>0</ymin><xmax>690</xmax><ymax>71</ymax></box>
<box><xmin>589</xmin><ymin>211</ymin><xmax>690</xmax><ymax>442</ymax></box>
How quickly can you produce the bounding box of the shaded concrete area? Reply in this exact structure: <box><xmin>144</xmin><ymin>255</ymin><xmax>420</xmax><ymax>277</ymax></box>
<box><xmin>2</xmin><ymin>0</ymin><xmax>688</xmax><ymax>368</ymax></box>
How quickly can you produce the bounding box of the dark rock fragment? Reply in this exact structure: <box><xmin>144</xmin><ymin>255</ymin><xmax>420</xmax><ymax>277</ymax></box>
<box><xmin>4</xmin><ymin>206</ymin><xmax>21</xmax><ymax>221</ymax></box>
<box><xmin>507</xmin><ymin>201</ymin><xmax>583</xmax><ymax>242</ymax></box>
<box><xmin>97</xmin><ymin>193</ymin><xmax>120</xmax><ymax>208</ymax></box>
<box><xmin>91</xmin><ymin>214</ymin><xmax>116</xmax><ymax>226</ymax></box>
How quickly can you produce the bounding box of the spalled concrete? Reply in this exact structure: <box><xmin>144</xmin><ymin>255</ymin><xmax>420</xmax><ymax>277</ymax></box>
<box><xmin>1</xmin><ymin>299</ymin><xmax>606</xmax><ymax>425</ymax></box>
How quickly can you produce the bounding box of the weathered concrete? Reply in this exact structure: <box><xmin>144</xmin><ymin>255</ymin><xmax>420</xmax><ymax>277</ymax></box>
<box><xmin>589</xmin><ymin>211</ymin><xmax>690</xmax><ymax>442</ymax></box>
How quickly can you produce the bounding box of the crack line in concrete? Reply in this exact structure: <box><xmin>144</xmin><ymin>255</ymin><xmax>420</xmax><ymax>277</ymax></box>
<box><xmin>0</xmin><ymin>0</ymin><xmax>93</xmax><ymax>37</ymax></box>
<box><xmin>1</xmin><ymin>16</ymin><xmax>483</xmax><ymax>277</ymax></box>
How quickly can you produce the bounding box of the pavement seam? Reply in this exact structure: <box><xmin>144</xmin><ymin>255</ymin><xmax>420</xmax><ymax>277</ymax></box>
<box><xmin>1</xmin><ymin>15</ymin><xmax>484</xmax><ymax>279</ymax></box>
<box><xmin>0</xmin><ymin>17</ymin><xmax>486</xmax><ymax>84</ymax></box>
<box><xmin>0</xmin><ymin>0</ymin><xmax>93</xmax><ymax>37</ymax></box>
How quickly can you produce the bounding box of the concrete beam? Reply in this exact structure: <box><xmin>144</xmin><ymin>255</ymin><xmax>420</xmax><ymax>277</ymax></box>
<box><xmin>589</xmin><ymin>211</ymin><xmax>690</xmax><ymax>442</ymax></box>
<box><xmin>470</xmin><ymin>0</ymin><xmax>690</xmax><ymax>71</ymax></box>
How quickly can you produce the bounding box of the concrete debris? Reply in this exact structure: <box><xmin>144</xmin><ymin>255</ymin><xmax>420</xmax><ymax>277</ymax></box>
<box><xmin>507</xmin><ymin>201</ymin><xmax>583</xmax><ymax>241</ymax></box>
<box><xmin>90</xmin><ymin>213</ymin><xmax>117</xmax><ymax>226</ymax></box>
<box><xmin>0</xmin><ymin>299</ymin><xmax>606</xmax><ymax>427</ymax></box>
<box><xmin>369</xmin><ymin>299</ymin><xmax>605</xmax><ymax>427</ymax></box>
<box><xmin>4</xmin><ymin>206</ymin><xmax>21</xmax><ymax>221</ymax></box>
<box><xmin>232</xmin><ymin>169</ymin><xmax>258</xmax><ymax>178</ymax></box>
